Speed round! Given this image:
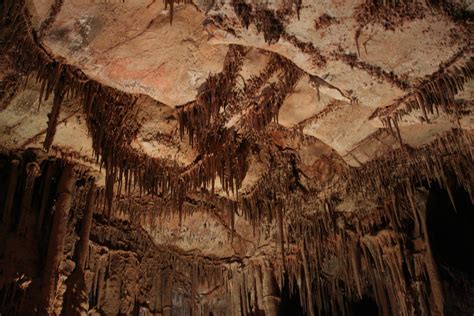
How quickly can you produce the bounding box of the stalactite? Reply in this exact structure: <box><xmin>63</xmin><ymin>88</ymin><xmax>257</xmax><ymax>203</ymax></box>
<box><xmin>17</xmin><ymin>161</ymin><xmax>42</xmax><ymax>233</ymax></box>
<box><xmin>277</xmin><ymin>201</ymin><xmax>286</xmax><ymax>270</ymax></box>
<box><xmin>36</xmin><ymin>159</ymin><xmax>55</xmax><ymax>235</ymax></box>
<box><xmin>232</xmin><ymin>0</ymin><xmax>252</xmax><ymax>29</ymax></box>
<box><xmin>299</xmin><ymin>241</ymin><xmax>315</xmax><ymax>316</ymax></box>
<box><xmin>152</xmin><ymin>271</ymin><xmax>163</xmax><ymax>315</ymax></box>
<box><xmin>162</xmin><ymin>268</ymin><xmax>174</xmax><ymax>316</ymax></box>
<box><xmin>77</xmin><ymin>181</ymin><xmax>97</xmax><ymax>270</ymax></box>
<box><xmin>413</xmin><ymin>189</ymin><xmax>445</xmax><ymax>315</ymax></box>
<box><xmin>262</xmin><ymin>265</ymin><xmax>280</xmax><ymax>316</ymax></box>
<box><xmin>43</xmin><ymin>72</ymin><xmax>65</xmax><ymax>151</ymax></box>
<box><xmin>2</xmin><ymin>159</ymin><xmax>20</xmax><ymax>227</ymax></box>
<box><xmin>163</xmin><ymin>0</ymin><xmax>191</xmax><ymax>25</ymax></box>
<box><xmin>230</xmin><ymin>272</ymin><xmax>242</xmax><ymax>316</ymax></box>
<box><xmin>39</xmin><ymin>162</ymin><xmax>75</xmax><ymax>315</ymax></box>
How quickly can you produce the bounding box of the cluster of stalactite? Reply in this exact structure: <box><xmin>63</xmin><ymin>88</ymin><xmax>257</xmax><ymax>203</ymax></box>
<box><xmin>373</xmin><ymin>55</ymin><xmax>473</xmax><ymax>132</ymax></box>
<box><xmin>3</xmin><ymin>0</ymin><xmax>307</xmax><ymax>235</ymax></box>
<box><xmin>222</xmin><ymin>132</ymin><xmax>473</xmax><ymax>316</ymax></box>
<box><xmin>4</xmin><ymin>0</ymin><xmax>305</xmax><ymax>233</ymax></box>
<box><xmin>353</xmin><ymin>0</ymin><xmax>472</xmax><ymax>64</ymax></box>
<box><xmin>355</xmin><ymin>0</ymin><xmax>427</xmax><ymax>31</ymax></box>
<box><xmin>242</xmin><ymin>169</ymin><xmax>286</xmax><ymax>221</ymax></box>
<box><xmin>37</xmin><ymin>0</ymin><xmax>64</xmax><ymax>37</ymax></box>
<box><xmin>163</xmin><ymin>0</ymin><xmax>193</xmax><ymax>25</ymax></box>
<box><xmin>3</xmin><ymin>3</ymin><xmax>474</xmax><ymax>315</ymax></box>
<box><xmin>0</xmin><ymin>73</ymin><xmax>21</xmax><ymax>111</ymax></box>
<box><xmin>354</xmin><ymin>0</ymin><xmax>472</xmax><ymax>31</ymax></box>
<box><xmin>241</xmin><ymin>58</ymin><xmax>303</xmax><ymax>131</ymax></box>
<box><xmin>282</xmin><ymin>202</ymin><xmax>440</xmax><ymax>316</ymax></box>
<box><xmin>0</xmin><ymin>148</ymin><xmax>313</xmax><ymax>315</ymax></box>
<box><xmin>175</xmin><ymin>48</ymin><xmax>303</xmax><ymax>232</ymax></box>
<box><xmin>177</xmin><ymin>45</ymin><xmax>245</xmax><ymax>144</ymax></box>
<box><xmin>223</xmin><ymin>1</ymin><xmax>328</xmax><ymax>67</ymax></box>
<box><xmin>1</xmin><ymin>129</ymin><xmax>473</xmax><ymax>315</ymax></box>
<box><xmin>333</xmin><ymin>51</ymin><xmax>411</xmax><ymax>91</ymax></box>
<box><xmin>88</xmin><ymin>216</ymin><xmax>231</xmax><ymax>310</ymax></box>
<box><xmin>2</xmin><ymin>0</ymin><xmax>194</xmax><ymax>213</ymax></box>
<box><xmin>0</xmin><ymin>151</ymin><xmax>237</xmax><ymax>315</ymax></box>
<box><xmin>176</xmin><ymin>45</ymin><xmax>252</xmax><ymax>205</ymax></box>
<box><xmin>287</xmin><ymin>133</ymin><xmax>472</xmax><ymax>315</ymax></box>
<box><xmin>226</xmin><ymin>53</ymin><xmax>292</xmax><ymax>123</ymax></box>
<box><xmin>178</xmin><ymin>55</ymin><xmax>302</xmax><ymax>230</ymax></box>
<box><xmin>229</xmin><ymin>0</ymin><xmax>302</xmax><ymax>45</ymax></box>
<box><xmin>282</xmin><ymin>34</ymin><xmax>327</xmax><ymax>68</ymax></box>
<box><xmin>314</xmin><ymin>14</ymin><xmax>337</xmax><ymax>30</ymax></box>
<box><xmin>183</xmin><ymin>129</ymin><xmax>251</xmax><ymax>196</ymax></box>
<box><xmin>242</xmin><ymin>53</ymin><xmax>281</xmax><ymax>97</ymax></box>
<box><xmin>344</xmin><ymin>129</ymin><xmax>473</xmax><ymax>208</ymax></box>
<box><xmin>0</xmin><ymin>149</ymin><xmax>93</xmax><ymax>315</ymax></box>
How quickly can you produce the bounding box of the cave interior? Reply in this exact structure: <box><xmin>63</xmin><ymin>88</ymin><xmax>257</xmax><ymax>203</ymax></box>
<box><xmin>0</xmin><ymin>0</ymin><xmax>473</xmax><ymax>315</ymax></box>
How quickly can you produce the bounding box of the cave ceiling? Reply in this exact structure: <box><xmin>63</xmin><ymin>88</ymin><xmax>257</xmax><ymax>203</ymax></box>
<box><xmin>0</xmin><ymin>0</ymin><xmax>473</xmax><ymax>315</ymax></box>
<box><xmin>1</xmin><ymin>0</ymin><xmax>473</xmax><ymax>270</ymax></box>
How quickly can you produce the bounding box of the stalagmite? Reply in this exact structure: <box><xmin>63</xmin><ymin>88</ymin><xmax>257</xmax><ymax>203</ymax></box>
<box><xmin>39</xmin><ymin>163</ymin><xmax>75</xmax><ymax>315</ymax></box>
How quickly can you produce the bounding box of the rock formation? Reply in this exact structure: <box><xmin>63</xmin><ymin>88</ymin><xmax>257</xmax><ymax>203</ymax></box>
<box><xmin>0</xmin><ymin>0</ymin><xmax>473</xmax><ymax>315</ymax></box>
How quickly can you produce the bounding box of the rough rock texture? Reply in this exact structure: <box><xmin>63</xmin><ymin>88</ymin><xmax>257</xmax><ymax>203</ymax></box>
<box><xmin>0</xmin><ymin>0</ymin><xmax>473</xmax><ymax>315</ymax></box>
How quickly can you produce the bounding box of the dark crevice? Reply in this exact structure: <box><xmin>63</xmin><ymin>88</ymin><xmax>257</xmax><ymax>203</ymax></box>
<box><xmin>427</xmin><ymin>184</ymin><xmax>474</xmax><ymax>277</ymax></box>
<box><xmin>426</xmin><ymin>184</ymin><xmax>474</xmax><ymax>314</ymax></box>
<box><xmin>279</xmin><ymin>277</ymin><xmax>306</xmax><ymax>315</ymax></box>
<box><xmin>279</xmin><ymin>276</ymin><xmax>379</xmax><ymax>316</ymax></box>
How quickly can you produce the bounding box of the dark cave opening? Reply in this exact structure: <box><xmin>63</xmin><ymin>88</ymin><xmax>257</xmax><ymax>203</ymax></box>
<box><xmin>426</xmin><ymin>184</ymin><xmax>474</xmax><ymax>314</ymax></box>
<box><xmin>278</xmin><ymin>277</ymin><xmax>379</xmax><ymax>316</ymax></box>
<box><xmin>349</xmin><ymin>296</ymin><xmax>379</xmax><ymax>316</ymax></box>
<box><xmin>426</xmin><ymin>185</ymin><xmax>474</xmax><ymax>278</ymax></box>
<box><xmin>279</xmin><ymin>279</ymin><xmax>306</xmax><ymax>315</ymax></box>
